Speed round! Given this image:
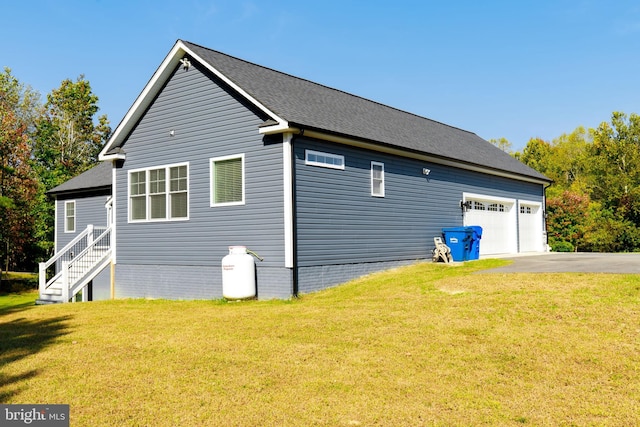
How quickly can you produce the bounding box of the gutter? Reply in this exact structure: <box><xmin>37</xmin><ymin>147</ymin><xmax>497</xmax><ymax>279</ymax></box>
<box><xmin>259</xmin><ymin>124</ymin><xmax>551</xmax><ymax>186</ymax></box>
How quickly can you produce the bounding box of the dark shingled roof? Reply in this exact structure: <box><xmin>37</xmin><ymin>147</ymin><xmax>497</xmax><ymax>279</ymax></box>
<box><xmin>47</xmin><ymin>161</ymin><xmax>112</xmax><ymax>195</ymax></box>
<box><xmin>183</xmin><ymin>41</ymin><xmax>549</xmax><ymax>182</ymax></box>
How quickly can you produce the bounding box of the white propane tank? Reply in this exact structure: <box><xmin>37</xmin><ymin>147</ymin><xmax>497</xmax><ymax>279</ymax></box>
<box><xmin>221</xmin><ymin>246</ymin><xmax>256</xmax><ymax>299</ymax></box>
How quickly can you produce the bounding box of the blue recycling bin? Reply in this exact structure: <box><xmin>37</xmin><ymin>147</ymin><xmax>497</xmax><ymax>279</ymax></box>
<box><xmin>442</xmin><ymin>226</ymin><xmax>482</xmax><ymax>261</ymax></box>
<box><xmin>468</xmin><ymin>226</ymin><xmax>483</xmax><ymax>260</ymax></box>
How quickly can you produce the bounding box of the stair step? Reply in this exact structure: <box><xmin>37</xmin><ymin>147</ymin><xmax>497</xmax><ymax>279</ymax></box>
<box><xmin>35</xmin><ymin>298</ymin><xmax>62</xmax><ymax>305</ymax></box>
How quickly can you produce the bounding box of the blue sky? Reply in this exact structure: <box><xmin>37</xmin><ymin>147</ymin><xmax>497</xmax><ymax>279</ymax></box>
<box><xmin>2</xmin><ymin>0</ymin><xmax>638</xmax><ymax>150</ymax></box>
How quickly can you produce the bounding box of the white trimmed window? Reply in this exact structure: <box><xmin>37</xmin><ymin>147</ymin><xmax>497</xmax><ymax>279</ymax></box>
<box><xmin>488</xmin><ymin>203</ymin><xmax>506</xmax><ymax>212</ymax></box>
<box><xmin>520</xmin><ymin>205</ymin><xmax>534</xmax><ymax>214</ymax></box>
<box><xmin>128</xmin><ymin>163</ymin><xmax>189</xmax><ymax>222</ymax></box>
<box><xmin>211</xmin><ymin>154</ymin><xmax>245</xmax><ymax>207</ymax></box>
<box><xmin>305</xmin><ymin>149</ymin><xmax>345</xmax><ymax>170</ymax></box>
<box><xmin>472</xmin><ymin>201</ymin><xmax>486</xmax><ymax>211</ymax></box>
<box><xmin>371</xmin><ymin>161</ymin><xmax>385</xmax><ymax>197</ymax></box>
<box><xmin>170</xmin><ymin>165</ymin><xmax>189</xmax><ymax>217</ymax></box>
<box><xmin>64</xmin><ymin>201</ymin><xmax>76</xmax><ymax>233</ymax></box>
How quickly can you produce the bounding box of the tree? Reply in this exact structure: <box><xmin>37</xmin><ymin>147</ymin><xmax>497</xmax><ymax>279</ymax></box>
<box><xmin>546</xmin><ymin>190</ymin><xmax>591</xmax><ymax>251</ymax></box>
<box><xmin>519</xmin><ymin>137</ymin><xmax>553</xmax><ymax>176</ymax></box>
<box><xmin>588</xmin><ymin>112</ymin><xmax>640</xmax><ymax>210</ymax></box>
<box><xmin>0</xmin><ymin>68</ymin><xmax>40</xmax><ymax>272</ymax></box>
<box><xmin>31</xmin><ymin>76</ymin><xmax>111</xmax><ymax>257</ymax></box>
<box><xmin>33</xmin><ymin>75</ymin><xmax>110</xmax><ymax>186</ymax></box>
<box><xmin>583</xmin><ymin>112</ymin><xmax>640</xmax><ymax>251</ymax></box>
<box><xmin>488</xmin><ymin>137</ymin><xmax>513</xmax><ymax>154</ymax></box>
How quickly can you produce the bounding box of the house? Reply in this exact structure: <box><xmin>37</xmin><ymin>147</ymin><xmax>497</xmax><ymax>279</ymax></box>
<box><xmin>38</xmin><ymin>40</ymin><xmax>551</xmax><ymax>303</ymax></box>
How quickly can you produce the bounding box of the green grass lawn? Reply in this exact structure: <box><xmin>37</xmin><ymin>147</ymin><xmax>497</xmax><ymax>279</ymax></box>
<box><xmin>1</xmin><ymin>260</ymin><xmax>639</xmax><ymax>426</ymax></box>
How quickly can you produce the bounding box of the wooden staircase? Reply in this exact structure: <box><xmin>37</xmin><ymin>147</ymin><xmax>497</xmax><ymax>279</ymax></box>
<box><xmin>37</xmin><ymin>225</ymin><xmax>112</xmax><ymax>304</ymax></box>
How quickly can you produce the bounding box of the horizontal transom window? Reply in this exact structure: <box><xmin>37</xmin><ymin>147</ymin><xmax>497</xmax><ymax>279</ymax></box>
<box><xmin>470</xmin><ymin>200</ymin><xmax>509</xmax><ymax>212</ymax></box>
<box><xmin>305</xmin><ymin>149</ymin><xmax>345</xmax><ymax>170</ymax></box>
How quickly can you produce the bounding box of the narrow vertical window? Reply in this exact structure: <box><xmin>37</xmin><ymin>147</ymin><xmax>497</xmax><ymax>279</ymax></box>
<box><xmin>130</xmin><ymin>171</ymin><xmax>147</xmax><ymax>220</ymax></box>
<box><xmin>149</xmin><ymin>168</ymin><xmax>166</xmax><ymax>219</ymax></box>
<box><xmin>170</xmin><ymin>165</ymin><xmax>188</xmax><ymax>218</ymax></box>
<box><xmin>64</xmin><ymin>201</ymin><xmax>76</xmax><ymax>232</ymax></box>
<box><xmin>371</xmin><ymin>161</ymin><xmax>385</xmax><ymax>197</ymax></box>
<box><xmin>211</xmin><ymin>154</ymin><xmax>245</xmax><ymax>206</ymax></box>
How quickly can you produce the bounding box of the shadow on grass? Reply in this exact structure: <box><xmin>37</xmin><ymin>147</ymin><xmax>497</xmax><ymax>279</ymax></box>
<box><xmin>0</xmin><ymin>313</ymin><xmax>72</xmax><ymax>401</ymax></box>
<box><xmin>0</xmin><ymin>299</ymin><xmax>38</xmax><ymax>316</ymax></box>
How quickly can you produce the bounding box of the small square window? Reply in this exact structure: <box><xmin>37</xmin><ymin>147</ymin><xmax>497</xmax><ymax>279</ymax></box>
<box><xmin>211</xmin><ymin>154</ymin><xmax>245</xmax><ymax>206</ymax></box>
<box><xmin>64</xmin><ymin>201</ymin><xmax>76</xmax><ymax>233</ymax></box>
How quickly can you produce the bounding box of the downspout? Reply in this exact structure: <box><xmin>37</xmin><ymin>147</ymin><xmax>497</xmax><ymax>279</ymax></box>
<box><xmin>543</xmin><ymin>181</ymin><xmax>552</xmax><ymax>252</ymax></box>
<box><xmin>282</xmin><ymin>132</ymin><xmax>298</xmax><ymax>296</ymax></box>
<box><xmin>54</xmin><ymin>197</ymin><xmax>59</xmax><ymax>253</ymax></box>
<box><xmin>291</xmin><ymin>135</ymin><xmax>299</xmax><ymax>297</ymax></box>
<box><xmin>110</xmin><ymin>160</ymin><xmax>118</xmax><ymax>299</ymax></box>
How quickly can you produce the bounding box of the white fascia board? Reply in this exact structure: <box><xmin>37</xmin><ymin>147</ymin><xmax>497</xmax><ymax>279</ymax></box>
<box><xmin>99</xmin><ymin>152</ymin><xmax>126</xmax><ymax>161</ymax></box>
<box><xmin>184</xmin><ymin>44</ymin><xmax>288</xmax><ymax>128</ymax></box>
<box><xmin>99</xmin><ymin>40</ymin><xmax>288</xmax><ymax>160</ymax></box>
<box><xmin>100</xmin><ymin>41</ymin><xmax>185</xmax><ymax>160</ymax></box>
<box><xmin>259</xmin><ymin>123</ymin><xmax>296</xmax><ymax>135</ymax></box>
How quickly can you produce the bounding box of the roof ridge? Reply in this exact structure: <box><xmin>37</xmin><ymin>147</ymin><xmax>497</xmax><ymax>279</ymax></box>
<box><xmin>182</xmin><ymin>40</ymin><xmax>477</xmax><ymax>137</ymax></box>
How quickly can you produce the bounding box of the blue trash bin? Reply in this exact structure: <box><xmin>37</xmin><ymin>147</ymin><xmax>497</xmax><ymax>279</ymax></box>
<box><xmin>442</xmin><ymin>227</ymin><xmax>475</xmax><ymax>261</ymax></box>
<box><xmin>468</xmin><ymin>226</ymin><xmax>483</xmax><ymax>260</ymax></box>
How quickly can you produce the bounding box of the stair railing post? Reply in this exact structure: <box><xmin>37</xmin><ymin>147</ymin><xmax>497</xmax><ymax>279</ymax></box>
<box><xmin>87</xmin><ymin>224</ymin><xmax>94</xmax><ymax>246</ymax></box>
<box><xmin>62</xmin><ymin>261</ymin><xmax>69</xmax><ymax>303</ymax></box>
<box><xmin>39</xmin><ymin>262</ymin><xmax>46</xmax><ymax>298</ymax></box>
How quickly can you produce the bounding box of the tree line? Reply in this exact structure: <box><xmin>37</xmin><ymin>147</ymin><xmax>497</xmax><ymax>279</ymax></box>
<box><xmin>493</xmin><ymin>111</ymin><xmax>640</xmax><ymax>252</ymax></box>
<box><xmin>0</xmin><ymin>68</ymin><xmax>109</xmax><ymax>274</ymax></box>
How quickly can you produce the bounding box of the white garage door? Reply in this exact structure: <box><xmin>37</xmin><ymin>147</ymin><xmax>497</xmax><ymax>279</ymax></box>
<box><xmin>463</xmin><ymin>193</ymin><xmax>517</xmax><ymax>255</ymax></box>
<box><xmin>518</xmin><ymin>201</ymin><xmax>544</xmax><ymax>252</ymax></box>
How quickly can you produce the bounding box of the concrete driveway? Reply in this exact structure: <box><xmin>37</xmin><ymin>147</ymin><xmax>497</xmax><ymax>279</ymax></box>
<box><xmin>479</xmin><ymin>252</ymin><xmax>640</xmax><ymax>274</ymax></box>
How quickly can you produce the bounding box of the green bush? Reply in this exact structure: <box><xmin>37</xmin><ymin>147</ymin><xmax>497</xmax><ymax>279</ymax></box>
<box><xmin>550</xmin><ymin>240</ymin><xmax>574</xmax><ymax>252</ymax></box>
<box><xmin>0</xmin><ymin>272</ymin><xmax>38</xmax><ymax>293</ymax></box>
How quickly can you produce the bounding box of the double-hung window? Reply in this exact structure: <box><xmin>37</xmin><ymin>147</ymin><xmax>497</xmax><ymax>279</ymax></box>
<box><xmin>211</xmin><ymin>154</ymin><xmax>245</xmax><ymax>206</ymax></box>
<box><xmin>149</xmin><ymin>168</ymin><xmax>166</xmax><ymax>219</ymax></box>
<box><xmin>129</xmin><ymin>163</ymin><xmax>189</xmax><ymax>222</ymax></box>
<box><xmin>64</xmin><ymin>201</ymin><xmax>76</xmax><ymax>232</ymax></box>
<box><xmin>371</xmin><ymin>161</ymin><xmax>385</xmax><ymax>197</ymax></box>
<box><xmin>170</xmin><ymin>166</ymin><xmax>188</xmax><ymax>217</ymax></box>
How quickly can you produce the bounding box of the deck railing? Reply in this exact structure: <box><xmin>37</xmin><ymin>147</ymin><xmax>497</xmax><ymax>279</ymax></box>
<box><xmin>39</xmin><ymin>225</ymin><xmax>112</xmax><ymax>303</ymax></box>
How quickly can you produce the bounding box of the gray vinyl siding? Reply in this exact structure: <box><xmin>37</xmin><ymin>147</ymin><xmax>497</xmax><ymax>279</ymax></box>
<box><xmin>297</xmin><ymin>260</ymin><xmax>418</xmax><ymax>294</ymax></box>
<box><xmin>55</xmin><ymin>194</ymin><xmax>110</xmax><ymax>252</ymax></box>
<box><xmin>115</xmin><ymin>264</ymin><xmax>292</xmax><ymax>300</ymax></box>
<box><xmin>294</xmin><ymin>137</ymin><xmax>544</xmax><ymax>270</ymax></box>
<box><xmin>89</xmin><ymin>267</ymin><xmax>112</xmax><ymax>301</ymax></box>
<box><xmin>114</xmin><ymin>61</ymin><xmax>289</xmax><ymax>298</ymax></box>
